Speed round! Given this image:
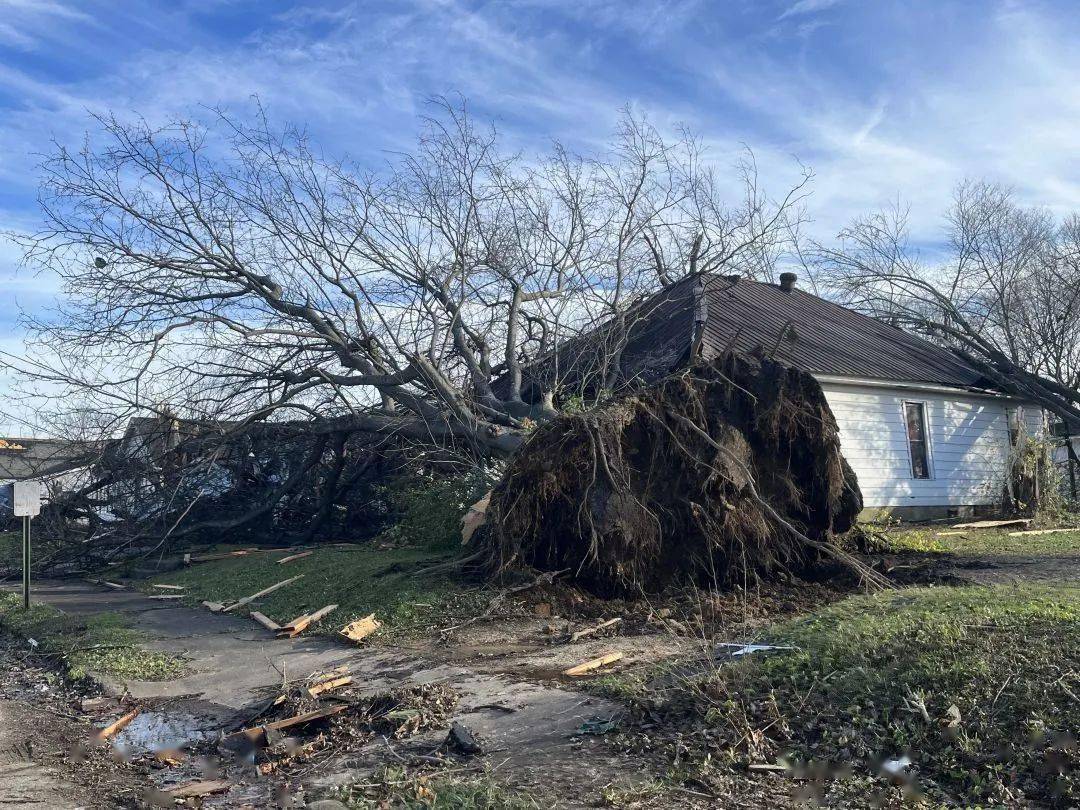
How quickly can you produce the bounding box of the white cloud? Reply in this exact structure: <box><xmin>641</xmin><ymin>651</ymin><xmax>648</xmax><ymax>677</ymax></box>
<box><xmin>779</xmin><ymin>0</ymin><xmax>842</xmax><ymax>20</ymax></box>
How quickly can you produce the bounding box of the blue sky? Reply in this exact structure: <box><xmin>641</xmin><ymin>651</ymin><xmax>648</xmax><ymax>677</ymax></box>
<box><xmin>1</xmin><ymin>0</ymin><xmax>1079</xmax><ymax>430</ymax></box>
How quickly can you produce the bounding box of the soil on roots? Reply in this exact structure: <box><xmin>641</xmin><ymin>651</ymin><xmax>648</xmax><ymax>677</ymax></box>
<box><xmin>485</xmin><ymin>353</ymin><xmax>862</xmax><ymax>594</ymax></box>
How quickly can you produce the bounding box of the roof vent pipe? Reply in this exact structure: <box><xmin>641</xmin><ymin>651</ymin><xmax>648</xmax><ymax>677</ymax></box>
<box><xmin>779</xmin><ymin>272</ymin><xmax>797</xmax><ymax>292</ymax></box>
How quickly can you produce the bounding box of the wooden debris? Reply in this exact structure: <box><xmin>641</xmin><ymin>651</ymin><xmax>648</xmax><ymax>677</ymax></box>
<box><xmin>147</xmin><ymin>594</ymin><xmax>184</xmax><ymax>601</ymax></box>
<box><xmin>166</xmin><ymin>779</ymin><xmax>231</xmax><ymax>798</ymax></box>
<box><xmin>461</xmin><ymin>491</ymin><xmax>491</xmax><ymax>544</ymax></box>
<box><xmin>221</xmin><ymin>576</ymin><xmax>303</xmax><ymax>613</ymax></box>
<box><xmin>570</xmin><ymin>617</ymin><xmax>622</xmax><ymax>643</ymax></box>
<box><xmin>101</xmin><ymin>581</ymin><xmax>127</xmax><ymax>590</ymax></box>
<box><xmin>563</xmin><ymin>652</ymin><xmax>623</xmax><ymax>677</ymax></box>
<box><xmin>936</xmin><ymin>531</ymin><xmax>968</xmax><ymax>537</ymax></box>
<box><xmin>249</xmin><ymin>611</ymin><xmax>281</xmax><ymax>632</ymax></box>
<box><xmin>188</xmin><ymin>550</ymin><xmax>252</xmax><ymax>563</ymax></box>
<box><xmin>227</xmin><ymin>704</ymin><xmax>349</xmax><ymax>743</ymax></box>
<box><xmin>533</xmin><ymin>602</ymin><xmax>552</xmax><ymax>618</ymax></box>
<box><xmin>202</xmin><ymin>600</ymin><xmax>226</xmax><ymax>612</ymax></box>
<box><xmin>152</xmin><ymin>584</ymin><xmax>185</xmax><ymax>590</ymax></box>
<box><xmin>952</xmin><ymin>518</ymin><xmax>1031</xmax><ymax>529</ymax></box>
<box><xmin>1008</xmin><ymin>527</ymin><xmax>1077</xmax><ymax>537</ymax></box>
<box><xmin>95</xmin><ymin>708</ymin><xmax>140</xmax><ymax>741</ymax></box>
<box><xmin>154</xmin><ymin>749</ymin><xmax>186</xmax><ymax>766</ymax></box>
<box><xmin>305</xmin><ymin>675</ymin><xmax>353</xmax><ymax>699</ymax></box>
<box><xmin>339</xmin><ymin>613</ymin><xmax>381</xmax><ymax>644</ymax></box>
<box><xmin>277</xmin><ymin>551</ymin><xmax>314</xmax><ymax>565</ymax></box>
<box><xmin>277</xmin><ymin>604</ymin><xmax>338</xmax><ymax>638</ymax></box>
<box><xmin>748</xmin><ymin>762</ymin><xmax>787</xmax><ymax>773</ymax></box>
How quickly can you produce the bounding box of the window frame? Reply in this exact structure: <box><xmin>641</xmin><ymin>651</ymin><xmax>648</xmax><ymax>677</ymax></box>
<box><xmin>901</xmin><ymin>400</ymin><xmax>934</xmax><ymax>480</ymax></box>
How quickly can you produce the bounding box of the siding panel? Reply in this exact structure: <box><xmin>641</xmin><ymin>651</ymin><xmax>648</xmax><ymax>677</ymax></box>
<box><xmin>819</xmin><ymin>381</ymin><xmax>1043</xmax><ymax>508</ymax></box>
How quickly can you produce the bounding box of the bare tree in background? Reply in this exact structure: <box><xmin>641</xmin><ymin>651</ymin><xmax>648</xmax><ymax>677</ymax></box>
<box><xmin>2</xmin><ymin>100</ymin><xmax>809</xmax><ymax>553</ymax></box>
<box><xmin>815</xmin><ymin>180</ymin><xmax>1080</xmax><ymax>429</ymax></box>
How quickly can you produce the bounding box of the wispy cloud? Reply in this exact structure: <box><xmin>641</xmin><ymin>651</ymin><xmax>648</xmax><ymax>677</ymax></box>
<box><xmin>779</xmin><ymin>0</ymin><xmax>842</xmax><ymax>20</ymax></box>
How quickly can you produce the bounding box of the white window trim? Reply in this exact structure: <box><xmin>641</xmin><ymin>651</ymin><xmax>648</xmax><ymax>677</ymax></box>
<box><xmin>901</xmin><ymin>400</ymin><xmax>935</xmax><ymax>480</ymax></box>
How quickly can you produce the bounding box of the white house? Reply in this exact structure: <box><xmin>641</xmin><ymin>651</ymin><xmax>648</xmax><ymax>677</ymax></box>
<box><xmin>517</xmin><ymin>271</ymin><xmax>1045</xmax><ymax>520</ymax></box>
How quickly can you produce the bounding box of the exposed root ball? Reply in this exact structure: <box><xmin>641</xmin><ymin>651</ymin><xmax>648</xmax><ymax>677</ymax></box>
<box><xmin>484</xmin><ymin>354</ymin><xmax>862</xmax><ymax>594</ymax></box>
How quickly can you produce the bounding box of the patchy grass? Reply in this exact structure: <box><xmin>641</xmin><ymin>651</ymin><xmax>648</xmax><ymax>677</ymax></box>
<box><xmin>333</xmin><ymin>765</ymin><xmax>537</xmax><ymax>808</ymax></box>
<box><xmin>880</xmin><ymin>525</ymin><xmax>1080</xmax><ymax>557</ymax></box>
<box><xmin>0</xmin><ymin>592</ymin><xmax>185</xmax><ymax>681</ymax></box>
<box><xmin>664</xmin><ymin>583</ymin><xmax>1079</xmax><ymax>807</ymax></box>
<box><xmin>147</xmin><ymin>545</ymin><xmax>489</xmax><ymax>639</ymax></box>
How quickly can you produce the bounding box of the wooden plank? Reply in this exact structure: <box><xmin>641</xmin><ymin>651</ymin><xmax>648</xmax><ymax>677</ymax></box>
<box><xmin>570</xmin><ymin>617</ymin><xmax>622</xmax><ymax>643</ymax></box>
<box><xmin>226</xmin><ymin>704</ymin><xmax>349</xmax><ymax>743</ymax></box>
<box><xmin>101</xmin><ymin>581</ymin><xmax>127</xmax><ymax>590</ymax></box>
<box><xmin>152</xmin><ymin>584</ymin><xmax>185</xmax><ymax>590</ymax></box>
<box><xmin>249</xmin><ymin>611</ymin><xmax>281</xmax><ymax>632</ymax></box>
<box><xmin>221</xmin><ymin>576</ymin><xmax>303</xmax><ymax>613</ymax></box>
<box><xmin>277</xmin><ymin>551</ymin><xmax>314</xmax><ymax>565</ymax></box>
<box><xmin>305</xmin><ymin>675</ymin><xmax>353</xmax><ymax>699</ymax></box>
<box><xmin>563</xmin><ymin>652</ymin><xmax>623</xmax><ymax>677</ymax></box>
<box><xmin>339</xmin><ymin>613</ymin><xmax>381</xmax><ymax>644</ymax></box>
<box><xmin>952</xmin><ymin>519</ymin><xmax>1031</xmax><ymax>529</ymax></box>
<box><xmin>1007</xmin><ymin>527</ymin><xmax>1078</xmax><ymax>537</ymax></box>
<box><xmin>167</xmin><ymin>779</ymin><xmax>231</xmax><ymax>798</ymax></box>
<box><xmin>147</xmin><ymin>594</ymin><xmax>184</xmax><ymax>601</ymax></box>
<box><xmin>277</xmin><ymin>604</ymin><xmax>338</xmax><ymax>638</ymax></box>
<box><xmin>95</xmin><ymin>708</ymin><xmax>140</xmax><ymax>741</ymax></box>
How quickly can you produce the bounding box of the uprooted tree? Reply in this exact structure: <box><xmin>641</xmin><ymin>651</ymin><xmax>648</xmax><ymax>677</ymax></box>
<box><xmin>4</xmin><ymin>100</ymin><xmax>811</xmax><ymax>553</ymax></box>
<box><xmin>483</xmin><ymin>353</ymin><xmax>875</xmax><ymax>594</ymax></box>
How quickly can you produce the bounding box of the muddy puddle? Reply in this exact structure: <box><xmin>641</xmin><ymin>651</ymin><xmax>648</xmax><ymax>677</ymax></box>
<box><xmin>110</xmin><ymin>699</ymin><xmax>233</xmax><ymax>755</ymax></box>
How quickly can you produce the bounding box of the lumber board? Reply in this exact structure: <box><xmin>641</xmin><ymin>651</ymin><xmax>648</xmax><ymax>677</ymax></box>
<box><xmin>277</xmin><ymin>604</ymin><xmax>338</xmax><ymax>638</ymax></box>
<box><xmin>305</xmin><ymin>675</ymin><xmax>353</xmax><ymax>698</ymax></box>
<box><xmin>227</xmin><ymin>704</ymin><xmax>349</xmax><ymax>742</ymax></box>
<box><xmin>277</xmin><ymin>551</ymin><xmax>314</xmax><ymax>565</ymax></box>
<box><xmin>151</xmin><ymin>584</ymin><xmax>185</xmax><ymax>590</ymax></box>
<box><xmin>570</xmin><ymin>617</ymin><xmax>622</xmax><ymax>643</ymax></box>
<box><xmin>95</xmin><ymin>708</ymin><xmax>140</xmax><ymax>741</ymax></box>
<box><xmin>249</xmin><ymin>611</ymin><xmax>281</xmax><ymax>631</ymax></box>
<box><xmin>951</xmin><ymin>518</ymin><xmax>1030</xmax><ymax>529</ymax></box>
<box><xmin>167</xmin><ymin>779</ymin><xmax>230</xmax><ymax>798</ymax></box>
<box><xmin>1007</xmin><ymin>527</ymin><xmax>1077</xmax><ymax>537</ymax></box>
<box><xmin>340</xmin><ymin>613</ymin><xmax>381</xmax><ymax>643</ymax></box>
<box><xmin>563</xmin><ymin>651</ymin><xmax>623</xmax><ymax>677</ymax></box>
<box><xmin>221</xmin><ymin>575</ymin><xmax>303</xmax><ymax>612</ymax></box>
<box><xmin>147</xmin><ymin>594</ymin><xmax>184</xmax><ymax>601</ymax></box>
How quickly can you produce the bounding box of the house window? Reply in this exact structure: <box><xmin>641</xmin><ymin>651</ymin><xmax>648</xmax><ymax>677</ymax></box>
<box><xmin>903</xmin><ymin>401</ymin><xmax>932</xmax><ymax>479</ymax></box>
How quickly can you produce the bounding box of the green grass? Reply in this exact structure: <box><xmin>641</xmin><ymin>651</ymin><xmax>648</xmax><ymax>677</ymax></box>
<box><xmin>0</xmin><ymin>592</ymin><xmax>186</xmax><ymax>681</ymax></box>
<box><xmin>881</xmin><ymin>526</ymin><xmax>1080</xmax><ymax>557</ymax></box>
<box><xmin>674</xmin><ymin>583</ymin><xmax>1080</xmax><ymax>806</ymax></box>
<box><xmin>147</xmin><ymin>545</ymin><xmax>489</xmax><ymax>639</ymax></box>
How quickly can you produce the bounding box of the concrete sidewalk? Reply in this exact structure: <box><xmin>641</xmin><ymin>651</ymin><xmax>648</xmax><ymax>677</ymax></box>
<box><xmin>3</xmin><ymin>580</ymin><xmax>634</xmax><ymax>805</ymax></box>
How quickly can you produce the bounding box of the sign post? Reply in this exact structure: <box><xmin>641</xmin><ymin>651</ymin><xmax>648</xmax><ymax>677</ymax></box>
<box><xmin>13</xmin><ymin>481</ymin><xmax>41</xmax><ymax>610</ymax></box>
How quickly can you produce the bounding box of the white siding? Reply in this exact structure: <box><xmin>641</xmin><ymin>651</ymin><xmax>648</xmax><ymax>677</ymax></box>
<box><xmin>818</xmin><ymin>381</ymin><xmax>1044</xmax><ymax>508</ymax></box>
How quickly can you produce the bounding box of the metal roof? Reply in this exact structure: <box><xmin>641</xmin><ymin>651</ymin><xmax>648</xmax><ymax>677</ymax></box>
<box><xmin>696</xmin><ymin>274</ymin><xmax>989</xmax><ymax>387</ymax></box>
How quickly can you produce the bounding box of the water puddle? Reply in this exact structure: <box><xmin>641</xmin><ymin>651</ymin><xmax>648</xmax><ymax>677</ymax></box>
<box><xmin>111</xmin><ymin>707</ymin><xmax>221</xmax><ymax>755</ymax></box>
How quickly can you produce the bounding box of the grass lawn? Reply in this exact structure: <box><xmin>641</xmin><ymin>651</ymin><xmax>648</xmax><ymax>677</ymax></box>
<box><xmin>880</xmin><ymin>525</ymin><xmax>1080</xmax><ymax>557</ymax></box>
<box><xmin>147</xmin><ymin>544</ymin><xmax>490</xmax><ymax>639</ymax></box>
<box><xmin>0</xmin><ymin>591</ymin><xmax>185</xmax><ymax>681</ymax></box>
<box><xmin>664</xmin><ymin>583</ymin><xmax>1079</xmax><ymax>807</ymax></box>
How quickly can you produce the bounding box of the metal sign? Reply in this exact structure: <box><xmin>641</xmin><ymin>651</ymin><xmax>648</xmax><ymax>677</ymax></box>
<box><xmin>13</xmin><ymin>481</ymin><xmax>41</xmax><ymax>517</ymax></box>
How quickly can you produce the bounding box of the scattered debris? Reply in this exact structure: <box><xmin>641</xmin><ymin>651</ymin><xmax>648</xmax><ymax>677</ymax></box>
<box><xmin>201</xmin><ymin>600</ymin><xmax>226</xmax><ymax>612</ymax></box>
<box><xmin>151</xmin><ymin>584</ymin><xmax>185</xmax><ymax>591</ymax></box>
<box><xmin>277</xmin><ymin>551</ymin><xmax>314</xmax><ymax>565</ymax></box>
<box><xmin>952</xmin><ymin>518</ymin><xmax>1031</xmax><ymax>529</ymax></box>
<box><xmin>563</xmin><ymin>651</ymin><xmax>623</xmax><ymax>676</ymax></box>
<box><xmin>340</xmin><ymin>613</ymin><xmax>381</xmax><ymax>644</ymax></box>
<box><xmin>715</xmin><ymin>642</ymin><xmax>798</xmax><ymax>658</ymax></box>
<box><xmin>277</xmin><ymin>604</ymin><xmax>338</xmax><ymax>638</ymax></box>
<box><xmin>227</xmin><ymin>704</ymin><xmax>350</xmax><ymax>744</ymax></box>
<box><xmin>570</xmin><ymin>617</ymin><xmax>622</xmax><ymax>642</ymax></box>
<box><xmin>166</xmin><ymin>779</ymin><xmax>231</xmax><ymax>798</ymax></box>
<box><xmin>221</xmin><ymin>575</ymin><xmax>304</xmax><ymax>613</ymax></box>
<box><xmin>147</xmin><ymin>594</ymin><xmax>184</xmax><ymax>601</ymax></box>
<box><xmin>444</xmin><ymin>721</ymin><xmax>483</xmax><ymax>755</ymax></box>
<box><xmin>250</xmin><ymin>611</ymin><xmax>281</xmax><ymax>632</ymax></box>
<box><xmin>461</xmin><ymin>491</ymin><xmax>491</xmax><ymax>544</ymax></box>
<box><xmin>577</xmin><ymin>715</ymin><xmax>620</xmax><ymax>735</ymax></box>
<box><xmin>94</xmin><ymin>708</ymin><xmax>140</xmax><ymax>742</ymax></box>
<box><xmin>1007</xmin><ymin>527</ymin><xmax>1077</xmax><ymax>537</ymax></box>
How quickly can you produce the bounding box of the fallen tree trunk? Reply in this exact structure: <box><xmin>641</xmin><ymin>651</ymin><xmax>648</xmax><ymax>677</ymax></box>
<box><xmin>483</xmin><ymin>353</ymin><xmax>865</xmax><ymax>594</ymax></box>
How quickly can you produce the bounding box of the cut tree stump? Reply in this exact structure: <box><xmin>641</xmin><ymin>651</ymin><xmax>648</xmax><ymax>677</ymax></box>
<box><xmin>340</xmin><ymin>613</ymin><xmax>381</xmax><ymax>644</ymax></box>
<box><xmin>563</xmin><ymin>652</ymin><xmax>623</xmax><ymax>676</ymax></box>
